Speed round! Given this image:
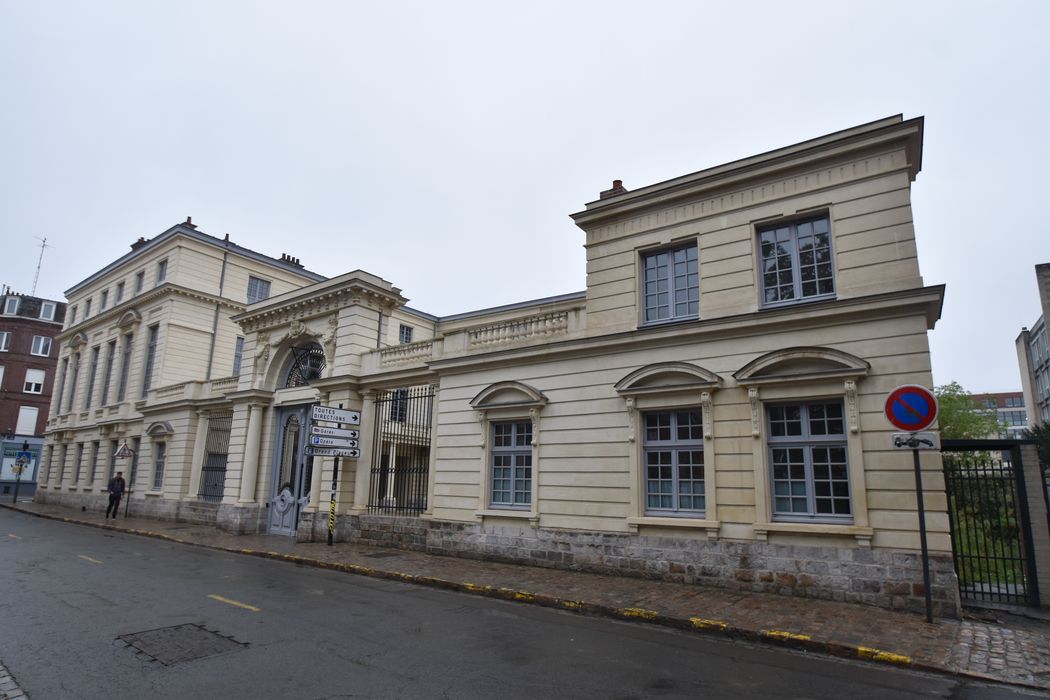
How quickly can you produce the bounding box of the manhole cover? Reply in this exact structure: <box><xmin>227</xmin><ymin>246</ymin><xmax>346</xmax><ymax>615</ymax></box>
<box><xmin>118</xmin><ymin>624</ymin><xmax>247</xmax><ymax>666</ymax></box>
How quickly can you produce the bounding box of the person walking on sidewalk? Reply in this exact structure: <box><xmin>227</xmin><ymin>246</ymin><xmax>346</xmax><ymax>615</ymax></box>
<box><xmin>105</xmin><ymin>471</ymin><xmax>126</xmax><ymax>519</ymax></box>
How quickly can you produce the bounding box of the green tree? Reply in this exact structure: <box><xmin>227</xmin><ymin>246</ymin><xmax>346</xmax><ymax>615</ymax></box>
<box><xmin>934</xmin><ymin>382</ymin><xmax>1006</xmax><ymax>439</ymax></box>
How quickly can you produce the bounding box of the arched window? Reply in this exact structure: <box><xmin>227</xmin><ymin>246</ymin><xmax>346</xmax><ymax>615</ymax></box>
<box><xmin>282</xmin><ymin>342</ymin><xmax>326</xmax><ymax>388</ymax></box>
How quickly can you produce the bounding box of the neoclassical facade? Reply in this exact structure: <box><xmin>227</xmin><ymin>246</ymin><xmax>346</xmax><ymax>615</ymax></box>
<box><xmin>38</xmin><ymin>116</ymin><xmax>956</xmax><ymax>613</ymax></box>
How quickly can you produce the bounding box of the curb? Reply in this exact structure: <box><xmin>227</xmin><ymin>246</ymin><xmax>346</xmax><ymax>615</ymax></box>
<box><xmin>1</xmin><ymin>503</ymin><xmax>1039</xmax><ymax>690</ymax></box>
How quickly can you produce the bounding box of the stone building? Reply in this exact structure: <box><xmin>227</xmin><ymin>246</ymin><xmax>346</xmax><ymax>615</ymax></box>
<box><xmin>1017</xmin><ymin>263</ymin><xmax>1050</xmax><ymax>426</ymax></box>
<box><xmin>38</xmin><ymin>116</ymin><xmax>957</xmax><ymax>614</ymax></box>
<box><xmin>0</xmin><ymin>290</ymin><xmax>65</xmax><ymax>496</ymax></box>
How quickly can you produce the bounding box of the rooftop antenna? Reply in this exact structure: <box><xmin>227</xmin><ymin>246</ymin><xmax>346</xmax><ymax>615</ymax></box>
<box><xmin>31</xmin><ymin>237</ymin><xmax>50</xmax><ymax>296</ymax></box>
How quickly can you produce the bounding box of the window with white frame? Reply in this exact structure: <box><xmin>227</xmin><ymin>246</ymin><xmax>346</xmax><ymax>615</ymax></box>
<box><xmin>155</xmin><ymin>259</ymin><xmax>168</xmax><ymax>286</ymax></box>
<box><xmin>30</xmin><ymin>336</ymin><xmax>52</xmax><ymax>357</ymax></box>
<box><xmin>758</xmin><ymin>215</ymin><xmax>835</xmax><ymax>305</ymax></box>
<box><xmin>0</xmin><ymin>331</ymin><xmax>9</xmax><ymax>352</ymax></box>
<box><xmin>0</xmin><ymin>365</ymin><xmax>4</xmax><ymax>389</ymax></box>
<box><xmin>15</xmin><ymin>406</ymin><xmax>38</xmax><ymax>435</ymax></box>
<box><xmin>491</xmin><ymin>421</ymin><xmax>532</xmax><ymax>508</ymax></box>
<box><xmin>40</xmin><ymin>301</ymin><xmax>56</xmax><ymax>320</ymax></box>
<box><xmin>643</xmin><ymin>409</ymin><xmax>705</xmax><ymax>515</ymax></box>
<box><xmin>3</xmin><ymin>297</ymin><xmax>19</xmax><ymax>315</ymax></box>
<box><xmin>23</xmin><ymin>368</ymin><xmax>45</xmax><ymax>394</ymax></box>
<box><xmin>767</xmin><ymin>401</ymin><xmax>851</xmax><ymax>520</ymax></box>
<box><xmin>399</xmin><ymin>324</ymin><xmax>414</xmax><ymax>344</ymax></box>
<box><xmin>152</xmin><ymin>441</ymin><xmax>166</xmax><ymax>490</ymax></box>
<box><xmin>642</xmin><ymin>243</ymin><xmax>699</xmax><ymax>323</ymax></box>
<box><xmin>247</xmin><ymin>276</ymin><xmax>271</xmax><ymax>304</ymax></box>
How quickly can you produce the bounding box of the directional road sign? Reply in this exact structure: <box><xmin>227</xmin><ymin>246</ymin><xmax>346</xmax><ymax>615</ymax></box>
<box><xmin>310</xmin><ymin>426</ymin><xmax>360</xmax><ymax>439</ymax></box>
<box><xmin>311</xmin><ymin>405</ymin><xmax>360</xmax><ymax>425</ymax></box>
<box><xmin>305</xmin><ymin>446</ymin><xmax>360</xmax><ymax>458</ymax></box>
<box><xmin>884</xmin><ymin>385</ymin><xmax>938</xmax><ymax>432</ymax></box>
<box><xmin>309</xmin><ymin>435</ymin><xmax>359</xmax><ymax>448</ymax></box>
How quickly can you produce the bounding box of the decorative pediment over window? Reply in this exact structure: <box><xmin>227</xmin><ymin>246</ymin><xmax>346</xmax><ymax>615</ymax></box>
<box><xmin>733</xmin><ymin>347</ymin><xmax>870</xmax><ymax>386</ymax></box>
<box><xmin>117</xmin><ymin>309</ymin><xmax>142</xmax><ymax>329</ymax></box>
<box><xmin>470</xmin><ymin>381</ymin><xmax>548</xmax><ymax>410</ymax></box>
<box><xmin>614</xmin><ymin>362</ymin><xmax>722</xmax><ymax>397</ymax></box>
<box><xmin>145</xmin><ymin>421</ymin><xmax>175</xmax><ymax>437</ymax></box>
<box><xmin>67</xmin><ymin>332</ymin><xmax>89</xmax><ymax>349</ymax></box>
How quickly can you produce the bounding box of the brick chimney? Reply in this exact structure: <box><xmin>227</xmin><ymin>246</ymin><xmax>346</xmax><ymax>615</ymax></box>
<box><xmin>184</xmin><ymin>216</ymin><xmax>197</xmax><ymax>229</ymax></box>
<box><xmin>130</xmin><ymin>237</ymin><xmax>149</xmax><ymax>251</ymax></box>
<box><xmin>599</xmin><ymin>179</ymin><xmax>628</xmax><ymax>199</ymax></box>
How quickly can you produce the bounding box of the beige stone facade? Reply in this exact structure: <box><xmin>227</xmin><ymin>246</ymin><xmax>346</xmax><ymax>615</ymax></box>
<box><xmin>37</xmin><ymin>116</ymin><xmax>958</xmax><ymax>614</ymax></box>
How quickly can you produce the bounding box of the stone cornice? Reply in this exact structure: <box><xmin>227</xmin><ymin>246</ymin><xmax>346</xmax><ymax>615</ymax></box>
<box><xmin>428</xmin><ymin>285</ymin><xmax>945</xmax><ymax>375</ymax></box>
<box><xmin>233</xmin><ymin>274</ymin><xmax>408</xmax><ymax>334</ymax></box>
<box><xmin>56</xmin><ymin>283</ymin><xmax>245</xmax><ymax>343</ymax></box>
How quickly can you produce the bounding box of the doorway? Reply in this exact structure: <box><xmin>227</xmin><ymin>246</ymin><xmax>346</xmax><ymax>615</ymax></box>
<box><xmin>268</xmin><ymin>404</ymin><xmax>314</xmax><ymax>535</ymax></box>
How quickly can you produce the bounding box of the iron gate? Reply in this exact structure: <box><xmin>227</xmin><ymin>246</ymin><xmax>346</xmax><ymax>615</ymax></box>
<box><xmin>368</xmin><ymin>386</ymin><xmax>434</xmax><ymax>516</ymax></box>
<box><xmin>941</xmin><ymin>439</ymin><xmax>1040</xmax><ymax>607</ymax></box>
<box><xmin>198</xmin><ymin>411</ymin><xmax>233</xmax><ymax>502</ymax></box>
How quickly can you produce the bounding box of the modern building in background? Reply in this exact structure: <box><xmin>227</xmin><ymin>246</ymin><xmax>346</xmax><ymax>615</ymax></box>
<box><xmin>970</xmin><ymin>391</ymin><xmax>1029</xmax><ymax>439</ymax></box>
<box><xmin>0</xmin><ymin>290</ymin><xmax>66</xmax><ymax>497</ymax></box>
<box><xmin>1016</xmin><ymin>263</ymin><xmax>1050</xmax><ymax>426</ymax></box>
<box><xmin>37</xmin><ymin>117</ymin><xmax>961</xmax><ymax>614</ymax></box>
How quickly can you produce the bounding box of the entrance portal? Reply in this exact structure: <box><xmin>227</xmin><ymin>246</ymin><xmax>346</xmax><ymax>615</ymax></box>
<box><xmin>268</xmin><ymin>405</ymin><xmax>314</xmax><ymax>535</ymax></box>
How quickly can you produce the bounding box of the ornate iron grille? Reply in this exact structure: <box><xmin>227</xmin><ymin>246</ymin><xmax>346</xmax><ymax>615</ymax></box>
<box><xmin>368</xmin><ymin>386</ymin><xmax>434</xmax><ymax>516</ymax></box>
<box><xmin>198</xmin><ymin>411</ymin><xmax>233</xmax><ymax>502</ymax></box>
<box><xmin>283</xmin><ymin>344</ymin><xmax>326</xmax><ymax>388</ymax></box>
<box><xmin>942</xmin><ymin>440</ymin><xmax>1039</xmax><ymax>608</ymax></box>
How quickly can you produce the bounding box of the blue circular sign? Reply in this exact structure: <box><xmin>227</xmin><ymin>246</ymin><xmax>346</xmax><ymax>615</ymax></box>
<box><xmin>884</xmin><ymin>385</ymin><xmax>938</xmax><ymax>431</ymax></box>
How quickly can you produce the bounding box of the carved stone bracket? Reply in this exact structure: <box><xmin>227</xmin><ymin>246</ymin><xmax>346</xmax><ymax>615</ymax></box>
<box><xmin>844</xmin><ymin>379</ymin><xmax>859</xmax><ymax>433</ymax></box>
<box><xmin>477</xmin><ymin>409</ymin><xmax>488</xmax><ymax>449</ymax></box>
<box><xmin>529</xmin><ymin>408</ymin><xmax>539</xmax><ymax>446</ymax></box>
<box><xmin>322</xmin><ymin>313</ymin><xmax>338</xmax><ymax>377</ymax></box>
<box><xmin>625</xmin><ymin>397</ymin><xmax>637</xmax><ymax>443</ymax></box>
<box><xmin>748</xmin><ymin>388</ymin><xmax>761</xmax><ymax>438</ymax></box>
<box><xmin>701</xmin><ymin>391</ymin><xmax>714</xmax><ymax>440</ymax></box>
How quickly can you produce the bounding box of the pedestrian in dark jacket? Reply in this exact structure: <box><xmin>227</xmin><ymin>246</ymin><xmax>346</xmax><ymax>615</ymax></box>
<box><xmin>105</xmin><ymin>472</ymin><xmax>126</xmax><ymax>519</ymax></box>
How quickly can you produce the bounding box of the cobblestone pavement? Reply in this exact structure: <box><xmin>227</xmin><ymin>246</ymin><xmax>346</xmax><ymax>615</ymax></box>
<box><xmin>0</xmin><ymin>660</ymin><xmax>27</xmax><ymax>700</ymax></box>
<box><xmin>5</xmin><ymin>501</ymin><xmax>1050</xmax><ymax>691</ymax></box>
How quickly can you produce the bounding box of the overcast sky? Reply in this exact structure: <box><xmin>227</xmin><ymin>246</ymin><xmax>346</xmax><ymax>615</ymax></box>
<box><xmin>1</xmin><ymin>1</ymin><xmax>1047</xmax><ymax>394</ymax></box>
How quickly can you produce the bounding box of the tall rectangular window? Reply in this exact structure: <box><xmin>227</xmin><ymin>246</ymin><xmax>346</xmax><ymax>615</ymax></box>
<box><xmin>399</xmin><ymin>324</ymin><xmax>414</xmax><ymax>344</ymax></box>
<box><xmin>69</xmin><ymin>306</ymin><xmax>77</xmax><ymax>325</ymax></box>
<box><xmin>107</xmin><ymin>440</ymin><xmax>119</xmax><ymax>481</ymax></box>
<box><xmin>390</xmin><ymin>388</ymin><xmax>409</xmax><ymax>422</ymax></box>
<box><xmin>129</xmin><ymin>437</ymin><xmax>141</xmax><ymax>489</ymax></box>
<box><xmin>141</xmin><ymin>325</ymin><xmax>159</xmax><ymax>398</ymax></box>
<box><xmin>232</xmin><ymin>336</ymin><xmax>245</xmax><ymax>375</ymax></box>
<box><xmin>759</xmin><ymin>215</ymin><xmax>835</xmax><ymax>305</ymax></box>
<box><xmin>84</xmin><ymin>346</ymin><xmax>100</xmax><ymax>409</ymax></box>
<box><xmin>115</xmin><ymin>282</ymin><xmax>125</xmax><ymax>303</ymax></box>
<box><xmin>16</xmin><ymin>406</ymin><xmax>39</xmax><ymax>435</ymax></box>
<box><xmin>490</xmin><ymin>421</ymin><xmax>532</xmax><ymax>508</ymax></box>
<box><xmin>23</xmin><ymin>368</ymin><xmax>45</xmax><ymax>394</ymax></box>
<box><xmin>89</xmin><ymin>441</ymin><xmax>101</xmax><ymax>483</ymax></box>
<box><xmin>642</xmin><ymin>244</ymin><xmax>699</xmax><ymax>323</ymax></box>
<box><xmin>3</xmin><ymin>297</ymin><xmax>19</xmax><ymax>314</ymax></box>
<box><xmin>0</xmin><ymin>332</ymin><xmax>10</xmax><ymax>351</ymax></box>
<box><xmin>155</xmin><ymin>259</ymin><xmax>168</xmax><ymax>286</ymax></box>
<box><xmin>135</xmin><ymin>271</ymin><xmax>145</xmax><ymax>295</ymax></box>
<box><xmin>74</xmin><ymin>443</ymin><xmax>84</xmax><ymax>483</ymax></box>
<box><xmin>643</xmin><ymin>410</ymin><xmax>705</xmax><ymax>515</ymax></box>
<box><xmin>247</xmin><ymin>276</ymin><xmax>271</xmax><ymax>304</ymax></box>
<box><xmin>101</xmin><ymin>340</ymin><xmax>117</xmax><ymax>405</ymax></box>
<box><xmin>59</xmin><ymin>444</ymin><xmax>68</xmax><ymax>484</ymax></box>
<box><xmin>66</xmin><ymin>353</ymin><xmax>80</xmax><ymax>413</ymax></box>
<box><xmin>117</xmin><ymin>333</ymin><xmax>134</xmax><ymax>402</ymax></box>
<box><xmin>84</xmin><ymin>298</ymin><xmax>92</xmax><ymax>317</ymax></box>
<box><xmin>100</xmin><ymin>290</ymin><xmax>109</xmax><ymax>311</ymax></box>
<box><xmin>152</xmin><ymin>442</ymin><xmax>166</xmax><ymax>490</ymax></box>
<box><xmin>55</xmin><ymin>358</ymin><xmax>68</xmax><ymax>413</ymax></box>
<box><xmin>0</xmin><ymin>365</ymin><xmax>5</xmax><ymax>389</ymax></box>
<box><xmin>31</xmin><ymin>336</ymin><xmax>52</xmax><ymax>356</ymax></box>
<box><xmin>40</xmin><ymin>302</ymin><xmax>56</xmax><ymax>320</ymax></box>
<box><xmin>768</xmin><ymin>401</ymin><xmax>851</xmax><ymax>520</ymax></box>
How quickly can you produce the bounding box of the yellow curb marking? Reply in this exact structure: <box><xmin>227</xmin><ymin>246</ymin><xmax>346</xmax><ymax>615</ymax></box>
<box><xmin>8</xmin><ymin>534</ymin><xmax>21</xmax><ymax>539</ymax></box>
<box><xmin>241</xmin><ymin>549</ymin><xmax>255</xmax><ymax>554</ymax></box>
<box><xmin>208</xmin><ymin>594</ymin><xmax>262</xmax><ymax>612</ymax></box>
<box><xmin>559</xmin><ymin>600</ymin><xmax>583</xmax><ymax>610</ymax></box>
<box><xmin>690</xmin><ymin>617</ymin><xmax>728</xmax><ymax>631</ymax></box>
<box><xmin>618</xmin><ymin>607</ymin><xmax>658</xmax><ymax>620</ymax></box>
<box><xmin>763</xmin><ymin>630</ymin><xmax>811</xmax><ymax>642</ymax></box>
<box><xmin>78</xmin><ymin>555</ymin><xmax>103</xmax><ymax>564</ymax></box>
<box><xmin>513</xmin><ymin>591</ymin><xmax>534</xmax><ymax>602</ymax></box>
<box><xmin>465</xmin><ymin>583</ymin><xmax>493</xmax><ymax>593</ymax></box>
<box><xmin>857</xmin><ymin>646</ymin><xmax>912</xmax><ymax>665</ymax></box>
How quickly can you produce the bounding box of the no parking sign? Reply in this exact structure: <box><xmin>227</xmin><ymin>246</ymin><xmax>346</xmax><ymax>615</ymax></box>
<box><xmin>884</xmin><ymin>384</ymin><xmax>938</xmax><ymax>432</ymax></box>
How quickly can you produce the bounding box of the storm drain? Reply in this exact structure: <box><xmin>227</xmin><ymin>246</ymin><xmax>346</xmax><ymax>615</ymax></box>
<box><xmin>118</xmin><ymin>624</ymin><xmax>247</xmax><ymax>666</ymax></box>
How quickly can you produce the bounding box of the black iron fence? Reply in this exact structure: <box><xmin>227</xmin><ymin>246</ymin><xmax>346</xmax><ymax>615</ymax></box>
<box><xmin>368</xmin><ymin>386</ymin><xmax>434</xmax><ymax>516</ymax></box>
<box><xmin>942</xmin><ymin>439</ymin><xmax>1039</xmax><ymax>608</ymax></box>
<box><xmin>198</xmin><ymin>411</ymin><xmax>233</xmax><ymax>502</ymax></box>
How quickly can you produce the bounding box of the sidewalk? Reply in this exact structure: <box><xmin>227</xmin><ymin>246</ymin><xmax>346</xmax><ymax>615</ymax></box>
<box><xmin>4</xmin><ymin>500</ymin><xmax>1050</xmax><ymax>690</ymax></box>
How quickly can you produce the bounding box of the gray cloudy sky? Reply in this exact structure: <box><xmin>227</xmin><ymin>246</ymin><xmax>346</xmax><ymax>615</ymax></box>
<box><xmin>1</xmin><ymin>1</ymin><xmax>1047</xmax><ymax>394</ymax></box>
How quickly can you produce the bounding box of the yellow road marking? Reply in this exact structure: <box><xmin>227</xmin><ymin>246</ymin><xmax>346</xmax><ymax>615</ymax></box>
<box><xmin>690</xmin><ymin>617</ymin><xmax>728</xmax><ymax>631</ymax></box>
<box><xmin>857</xmin><ymin>646</ymin><xmax>912</xmax><ymax>665</ymax></box>
<box><xmin>8</xmin><ymin>534</ymin><xmax>21</xmax><ymax>539</ymax></box>
<box><xmin>763</xmin><ymin>630</ymin><xmax>811</xmax><ymax>642</ymax></box>
<box><xmin>78</xmin><ymin>555</ymin><xmax>103</xmax><ymax>564</ymax></box>
<box><xmin>208</xmin><ymin>594</ymin><xmax>262</xmax><ymax>612</ymax></box>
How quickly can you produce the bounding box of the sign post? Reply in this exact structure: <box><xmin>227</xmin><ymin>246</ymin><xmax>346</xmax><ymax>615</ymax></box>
<box><xmin>310</xmin><ymin>404</ymin><xmax>361</xmax><ymax>546</ymax></box>
<box><xmin>884</xmin><ymin>384</ymin><xmax>939</xmax><ymax>623</ymax></box>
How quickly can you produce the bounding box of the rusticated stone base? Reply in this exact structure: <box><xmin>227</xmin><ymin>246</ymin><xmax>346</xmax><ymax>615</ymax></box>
<box><xmin>215</xmin><ymin>502</ymin><xmax>267</xmax><ymax>534</ymax></box>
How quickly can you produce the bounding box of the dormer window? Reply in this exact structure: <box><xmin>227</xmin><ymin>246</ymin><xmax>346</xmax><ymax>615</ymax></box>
<box><xmin>40</xmin><ymin>301</ymin><xmax>56</xmax><ymax>320</ymax></box>
<box><xmin>3</xmin><ymin>297</ymin><xmax>19</xmax><ymax>315</ymax></box>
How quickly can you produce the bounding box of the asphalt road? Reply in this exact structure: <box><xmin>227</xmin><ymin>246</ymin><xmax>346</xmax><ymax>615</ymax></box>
<box><xmin>0</xmin><ymin>508</ymin><xmax>1046</xmax><ymax>700</ymax></box>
